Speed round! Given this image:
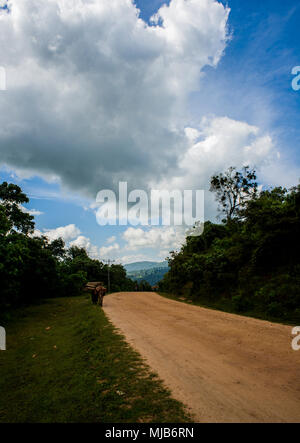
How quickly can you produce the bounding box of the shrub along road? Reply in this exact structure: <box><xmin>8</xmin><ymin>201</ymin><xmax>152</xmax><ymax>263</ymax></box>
<box><xmin>104</xmin><ymin>292</ymin><xmax>300</xmax><ymax>423</ymax></box>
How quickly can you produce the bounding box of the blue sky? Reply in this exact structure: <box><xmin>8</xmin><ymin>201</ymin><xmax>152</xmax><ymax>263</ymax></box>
<box><xmin>0</xmin><ymin>0</ymin><xmax>299</xmax><ymax>263</ymax></box>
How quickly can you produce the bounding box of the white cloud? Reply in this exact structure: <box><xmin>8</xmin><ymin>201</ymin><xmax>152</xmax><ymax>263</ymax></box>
<box><xmin>33</xmin><ymin>222</ymin><xmax>182</xmax><ymax>262</ymax></box>
<box><xmin>35</xmin><ymin>223</ymin><xmax>81</xmax><ymax>242</ymax></box>
<box><xmin>0</xmin><ymin>0</ymin><xmax>229</xmax><ymax>195</ymax></box>
<box><xmin>106</xmin><ymin>235</ymin><xmax>116</xmax><ymax>244</ymax></box>
<box><xmin>27</xmin><ymin>209</ymin><xmax>43</xmax><ymax>216</ymax></box>
<box><xmin>156</xmin><ymin>116</ymin><xmax>275</xmax><ymax>189</ymax></box>
<box><xmin>69</xmin><ymin>235</ymin><xmax>100</xmax><ymax>258</ymax></box>
<box><xmin>122</xmin><ymin>226</ymin><xmax>185</xmax><ymax>252</ymax></box>
<box><xmin>69</xmin><ymin>235</ymin><xmax>120</xmax><ymax>260</ymax></box>
<box><xmin>99</xmin><ymin>243</ymin><xmax>120</xmax><ymax>259</ymax></box>
<box><xmin>152</xmin><ymin>0</ymin><xmax>229</xmax><ymax>70</ymax></box>
<box><xmin>149</xmin><ymin>115</ymin><xmax>282</xmax><ymax>219</ymax></box>
<box><xmin>33</xmin><ymin>224</ymin><xmax>112</xmax><ymax>260</ymax></box>
<box><xmin>20</xmin><ymin>205</ymin><xmax>43</xmax><ymax>216</ymax></box>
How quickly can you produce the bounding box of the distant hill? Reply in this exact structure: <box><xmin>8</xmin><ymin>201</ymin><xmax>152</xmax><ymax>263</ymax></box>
<box><xmin>124</xmin><ymin>261</ymin><xmax>168</xmax><ymax>272</ymax></box>
<box><xmin>124</xmin><ymin>261</ymin><xmax>169</xmax><ymax>286</ymax></box>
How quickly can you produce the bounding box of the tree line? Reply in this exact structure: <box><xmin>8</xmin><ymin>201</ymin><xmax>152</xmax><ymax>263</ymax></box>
<box><xmin>159</xmin><ymin>167</ymin><xmax>300</xmax><ymax>323</ymax></box>
<box><xmin>0</xmin><ymin>181</ymin><xmax>142</xmax><ymax>311</ymax></box>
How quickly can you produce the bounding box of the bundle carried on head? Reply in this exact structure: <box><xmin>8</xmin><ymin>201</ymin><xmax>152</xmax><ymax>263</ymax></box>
<box><xmin>84</xmin><ymin>282</ymin><xmax>104</xmax><ymax>292</ymax></box>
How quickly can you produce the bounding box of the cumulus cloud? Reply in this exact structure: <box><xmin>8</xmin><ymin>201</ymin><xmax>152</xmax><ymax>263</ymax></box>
<box><xmin>0</xmin><ymin>0</ymin><xmax>229</xmax><ymax>196</ymax></box>
<box><xmin>69</xmin><ymin>234</ymin><xmax>120</xmax><ymax>260</ymax></box>
<box><xmin>69</xmin><ymin>234</ymin><xmax>101</xmax><ymax>258</ymax></box>
<box><xmin>34</xmin><ymin>223</ymin><xmax>80</xmax><ymax>242</ymax></box>
<box><xmin>33</xmin><ymin>223</ymin><xmax>114</xmax><ymax>259</ymax></box>
<box><xmin>149</xmin><ymin>115</ymin><xmax>281</xmax><ymax>219</ymax></box>
<box><xmin>155</xmin><ymin>116</ymin><xmax>275</xmax><ymax>189</ymax></box>
<box><xmin>99</xmin><ymin>243</ymin><xmax>120</xmax><ymax>259</ymax></box>
<box><xmin>20</xmin><ymin>205</ymin><xmax>43</xmax><ymax>216</ymax></box>
<box><xmin>122</xmin><ymin>226</ymin><xmax>185</xmax><ymax>252</ymax></box>
<box><xmin>33</xmin><ymin>221</ymin><xmax>184</xmax><ymax>261</ymax></box>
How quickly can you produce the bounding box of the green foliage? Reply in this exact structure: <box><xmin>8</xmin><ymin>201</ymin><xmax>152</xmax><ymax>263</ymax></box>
<box><xmin>62</xmin><ymin>271</ymin><xmax>88</xmax><ymax>297</ymax></box>
<box><xmin>0</xmin><ymin>181</ymin><xmax>136</xmax><ymax>310</ymax></box>
<box><xmin>160</xmin><ymin>171</ymin><xmax>300</xmax><ymax>323</ymax></box>
<box><xmin>0</xmin><ymin>205</ymin><xmax>12</xmax><ymax>235</ymax></box>
<box><xmin>0</xmin><ymin>181</ymin><xmax>34</xmax><ymax>234</ymax></box>
<box><xmin>136</xmin><ymin>280</ymin><xmax>153</xmax><ymax>291</ymax></box>
<box><xmin>231</xmin><ymin>294</ymin><xmax>252</xmax><ymax>313</ymax></box>
<box><xmin>210</xmin><ymin>166</ymin><xmax>257</xmax><ymax>221</ymax></box>
<box><xmin>0</xmin><ymin>233</ymin><xmax>59</xmax><ymax>307</ymax></box>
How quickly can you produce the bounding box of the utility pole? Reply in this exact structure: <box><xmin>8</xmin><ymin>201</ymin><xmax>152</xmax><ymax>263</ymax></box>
<box><xmin>103</xmin><ymin>259</ymin><xmax>115</xmax><ymax>293</ymax></box>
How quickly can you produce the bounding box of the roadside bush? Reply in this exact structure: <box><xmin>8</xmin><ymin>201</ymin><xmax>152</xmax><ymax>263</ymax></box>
<box><xmin>232</xmin><ymin>294</ymin><xmax>253</xmax><ymax>312</ymax></box>
<box><xmin>63</xmin><ymin>271</ymin><xmax>87</xmax><ymax>297</ymax></box>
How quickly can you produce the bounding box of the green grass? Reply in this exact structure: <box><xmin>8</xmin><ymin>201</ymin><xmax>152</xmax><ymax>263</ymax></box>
<box><xmin>0</xmin><ymin>295</ymin><xmax>191</xmax><ymax>423</ymax></box>
<box><xmin>158</xmin><ymin>292</ymin><xmax>298</xmax><ymax>326</ymax></box>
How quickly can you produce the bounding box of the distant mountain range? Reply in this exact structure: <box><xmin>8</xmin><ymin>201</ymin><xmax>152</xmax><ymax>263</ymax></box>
<box><xmin>124</xmin><ymin>261</ymin><xmax>169</xmax><ymax>286</ymax></box>
<box><xmin>124</xmin><ymin>261</ymin><xmax>168</xmax><ymax>272</ymax></box>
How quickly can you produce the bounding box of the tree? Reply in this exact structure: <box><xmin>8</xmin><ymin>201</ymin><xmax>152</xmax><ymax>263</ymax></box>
<box><xmin>47</xmin><ymin>238</ymin><xmax>66</xmax><ymax>260</ymax></box>
<box><xmin>68</xmin><ymin>246</ymin><xmax>89</xmax><ymax>260</ymax></box>
<box><xmin>0</xmin><ymin>182</ymin><xmax>34</xmax><ymax>234</ymax></box>
<box><xmin>0</xmin><ymin>206</ymin><xmax>11</xmax><ymax>235</ymax></box>
<box><xmin>210</xmin><ymin>166</ymin><xmax>258</xmax><ymax>221</ymax></box>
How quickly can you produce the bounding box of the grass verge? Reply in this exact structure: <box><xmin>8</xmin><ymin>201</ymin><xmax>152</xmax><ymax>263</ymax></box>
<box><xmin>158</xmin><ymin>292</ymin><xmax>298</xmax><ymax>326</ymax></box>
<box><xmin>0</xmin><ymin>295</ymin><xmax>191</xmax><ymax>423</ymax></box>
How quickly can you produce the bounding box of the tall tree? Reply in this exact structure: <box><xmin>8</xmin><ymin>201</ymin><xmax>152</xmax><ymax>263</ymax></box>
<box><xmin>210</xmin><ymin>166</ymin><xmax>258</xmax><ymax>221</ymax></box>
<box><xmin>0</xmin><ymin>182</ymin><xmax>34</xmax><ymax>234</ymax></box>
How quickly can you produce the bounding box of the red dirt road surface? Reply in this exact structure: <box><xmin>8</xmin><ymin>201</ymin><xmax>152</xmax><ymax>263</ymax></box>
<box><xmin>104</xmin><ymin>292</ymin><xmax>300</xmax><ymax>423</ymax></box>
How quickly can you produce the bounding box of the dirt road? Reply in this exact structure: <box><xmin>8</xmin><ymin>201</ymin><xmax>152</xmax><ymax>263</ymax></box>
<box><xmin>103</xmin><ymin>292</ymin><xmax>300</xmax><ymax>422</ymax></box>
